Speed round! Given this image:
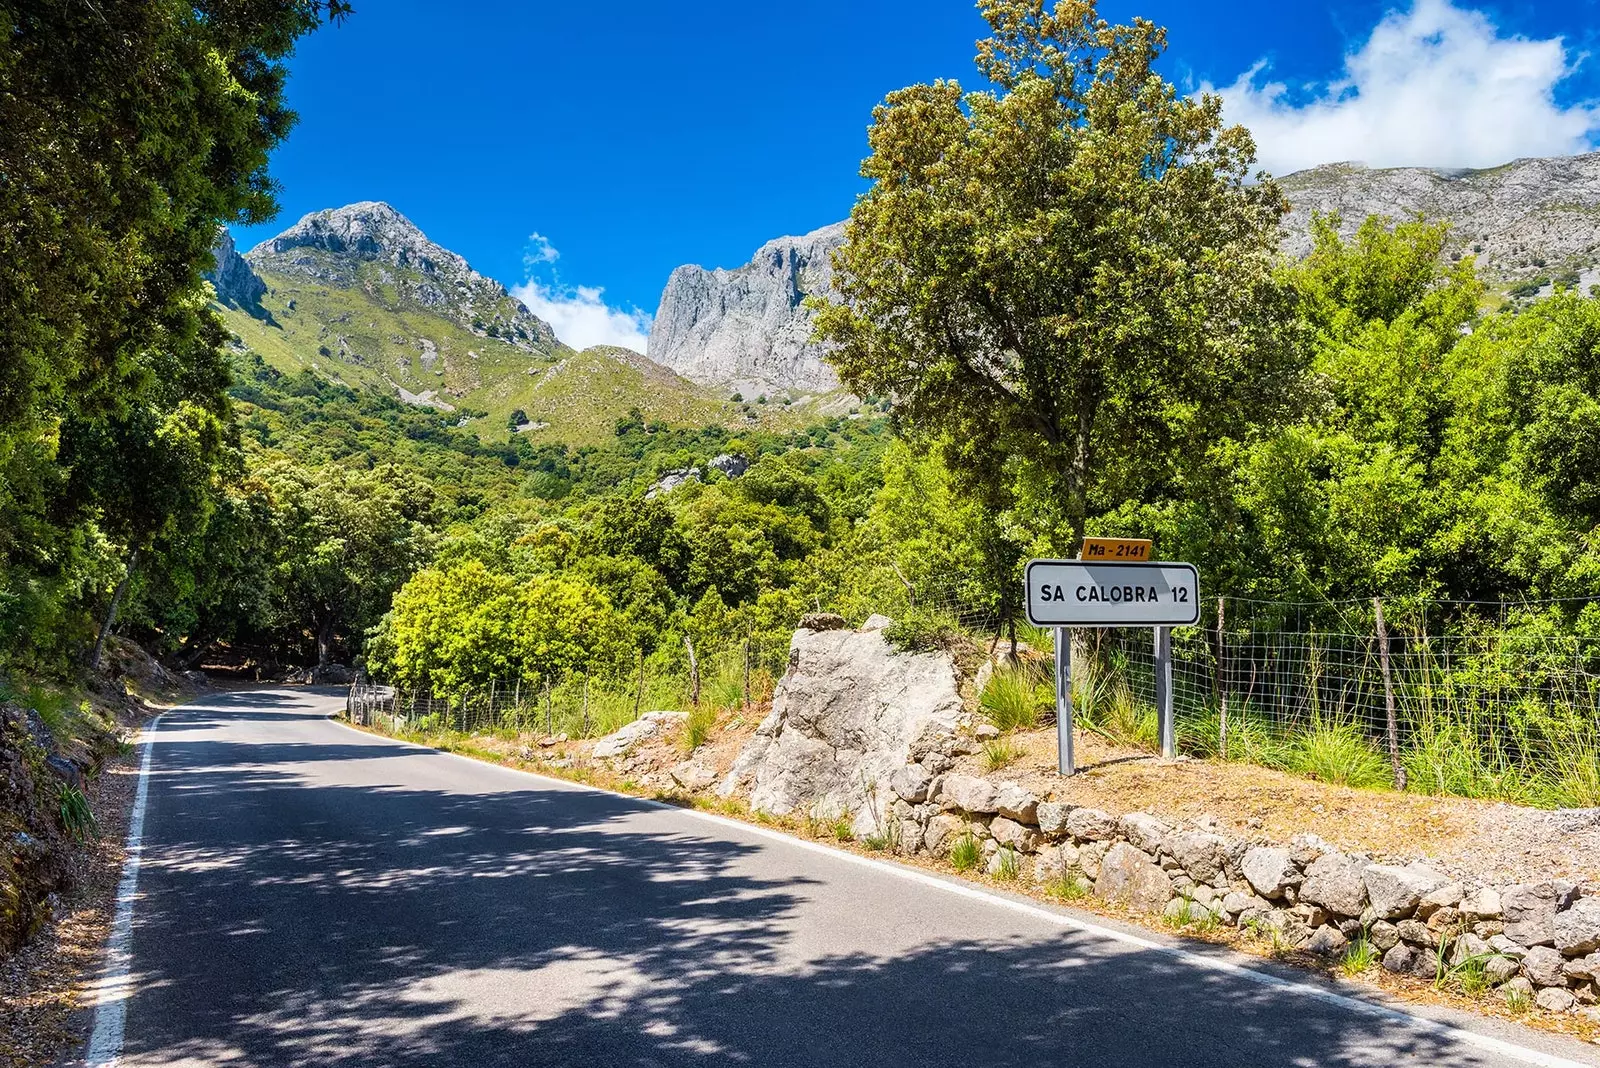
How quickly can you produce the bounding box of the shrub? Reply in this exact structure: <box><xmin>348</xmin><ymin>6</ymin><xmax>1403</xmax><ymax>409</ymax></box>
<box><xmin>948</xmin><ymin>833</ymin><xmax>980</xmax><ymax>871</ymax></box>
<box><xmin>979</xmin><ymin>666</ymin><xmax>1044</xmax><ymax>732</ymax></box>
<box><xmin>883</xmin><ymin>605</ymin><xmax>961</xmax><ymax>653</ymax></box>
<box><xmin>1286</xmin><ymin>717</ymin><xmax>1390</xmax><ymax>788</ymax></box>
<box><xmin>982</xmin><ymin>737</ymin><xmax>1023</xmax><ymax>771</ymax></box>
<box><xmin>59</xmin><ymin>783</ymin><xmax>97</xmax><ymax>842</ymax></box>
<box><xmin>994</xmin><ymin>846</ymin><xmax>1020</xmax><ymax>881</ymax></box>
<box><xmin>683</xmin><ymin>703</ymin><xmax>716</xmax><ymax>752</ymax></box>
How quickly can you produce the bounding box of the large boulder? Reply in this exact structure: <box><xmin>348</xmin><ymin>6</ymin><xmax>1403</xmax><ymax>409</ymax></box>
<box><xmin>1363</xmin><ymin>863</ymin><xmax>1448</xmax><ymax>920</ymax></box>
<box><xmin>1555</xmin><ymin>896</ymin><xmax>1600</xmax><ymax>957</ymax></box>
<box><xmin>1166</xmin><ymin>829</ymin><xmax>1230</xmax><ymax>885</ymax></box>
<box><xmin>591</xmin><ymin>711</ymin><xmax>688</xmax><ymax>759</ymax></box>
<box><xmin>1502</xmin><ymin>882</ymin><xmax>1561</xmax><ymax>947</ymax></box>
<box><xmin>1298</xmin><ymin>852</ymin><xmax>1369</xmax><ymax>917</ymax></box>
<box><xmin>1095</xmin><ymin>843</ymin><xmax>1174</xmax><ymax>914</ymax></box>
<box><xmin>722</xmin><ymin>625</ymin><xmax>965</xmax><ymax>825</ymax></box>
<box><xmin>1242</xmin><ymin>846</ymin><xmax>1299</xmax><ymax>900</ymax></box>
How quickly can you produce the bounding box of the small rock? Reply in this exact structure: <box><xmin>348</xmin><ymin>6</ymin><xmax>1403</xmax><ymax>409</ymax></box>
<box><xmin>937</xmin><ymin>773</ymin><xmax>999</xmax><ymax>814</ymax></box>
<box><xmin>1554</xmin><ymin>895</ymin><xmax>1600</xmax><ymax>957</ymax></box>
<box><xmin>890</xmin><ymin>764</ymin><xmax>932</xmax><ymax>803</ymax></box>
<box><xmin>1502</xmin><ymin>976</ymin><xmax>1535</xmax><ymax>999</ymax></box>
<box><xmin>1396</xmin><ymin>919</ymin><xmax>1435</xmax><ymax>947</ymax></box>
<box><xmin>44</xmin><ymin>754</ymin><xmax>82</xmax><ymax>788</ymax></box>
<box><xmin>1242</xmin><ymin>846</ymin><xmax>1299</xmax><ymax>900</ymax></box>
<box><xmin>1118</xmin><ymin>812</ymin><xmax>1170</xmax><ymax>854</ymax></box>
<box><xmin>1486</xmin><ymin>955</ymin><xmax>1521</xmax><ymax>985</ymax></box>
<box><xmin>1459</xmin><ymin>886</ymin><xmax>1503</xmax><ymax>921</ymax></box>
<box><xmin>798</xmin><ymin>612</ymin><xmax>848</xmax><ymax>632</ymax></box>
<box><xmin>1565</xmin><ymin>953</ymin><xmax>1600</xmax><ymax>982</ymax></box>
<box><xmin>859</xmin><ymin>613</ymin><xmax>894</xmax><ymax>632</ymax></box>
<box><xmin>1166</xmin><ymin>829</ymin><xmax>1230</xmax><ymax>885</ymax></box>
<box><xmin>989</xmin><ymin>816</ymin><xmax>1040</xmax><ymax>852</ymax></box>
<box><xmin>922</xmin><ymin>813</ymin><xmax>966</xmax><ymax>857</ymax></box>
<box><xmin>1095</xmin><ymin>842</ymin><xmax>1173</xmax><ymax>914</ymax></box>
<box><xmin>1078</xmin><ymin>841</ymin><xmax>1108</xmax><ymax>881</ymax></box>
<box><xmin>1065</xmin><ymin>807</ymin><xmax>1117</xmax><ymax>842</ymax></box>
<box><xmin>1304</xmin><ymin>925</ymin><xmax>1349</xmax><ymax>957</ymax></box>
<box><xmin>1370</xmin><ymin>920</ymin><xmax>1400</xmax><ymax>952</ymax></box>
<box><xmin>1535</xmin><ymin>987</ymin><xmax>1577</xmax><ymax>1013</ymax></box>
<box><xmin>1222</xmin><ymin>890</ymin><xmax>1270</xmax><ymax>917</ymax></box>
<box><xmin>1290</xmin><ymin>903</ymin><xmax>1329</xmax><ymax>929</ymax></box>
<box><xmin>1502</xmin><ymin>882</ymin><xmax>1560</xmax><ymax>947</ymax></box>
<box><xmin>1523</xmin><ymin>946</ymin><xmax>1568</xmax><ymax>988</ymax></box>
<box><xmin>1287</xmin><ymin>832</ymin><xmax>1332</xmax><ymax>866</ymax></box>
<box><xmin>1364</xmin><ymin>863</ymin><xmax>1449</xmax><ymax>920</ymax></box>
<box><xmin>1031</xmin><ymin>843</ymin><xmax>1079</xmax><ymax>883</ymax></box>
<box><xmin>1383</xmin><ymin>943</ymin><xmax>1423</xmax><ymax>975</ymax></box>
<box><xmin>1488</xmin><ymin>935</ymin><xmax>1528</xmax><ymax>960</ymax></box>
<box><xmin>993</xmin><ymin>783</ymin><xmax>1039</xmax><ymax>824</ymax></box>
<box><xmin>974</xmin><ymin>723</ymin><xmax>1001</xmax><ymax>740</ymax></box>
<box><xmin>1448</xmin><ymin>933</ymin><xmax>1492</xmax><ymax>966</ymax></box>
<box><xmin>1426</xmin><ymin>906</ymin><xmax>1461</xmax><ymax>933</ymax></box>
<box><xmin>1036</xmin><ymin>801</ymin><xmax>1072</xmax><ymax>835</ymax></box>
<box><xmin>1299</xmin><ymin>852</ymin><xmax>1369</xmax><ymax>917</ymax></box>
<box><xmin>669</xmin><ymin>760</ymin><xmax>717</xmax><ymax>790</ymax></box>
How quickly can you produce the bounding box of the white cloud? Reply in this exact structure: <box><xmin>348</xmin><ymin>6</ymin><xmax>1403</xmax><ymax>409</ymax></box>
<box><xmin>512</xmin><ymin>232</ymin><xmax>652</xmax><ymax>353</ymax></box>
<box><xmin>512</xmin><ymin>279</ymin><xmax>653</xmax><ymax>353</ymax></box>
<box><xmin>1208</xmin><ymin>0</ymin><xmax>1600</xmax><ymax>174</ymax></box>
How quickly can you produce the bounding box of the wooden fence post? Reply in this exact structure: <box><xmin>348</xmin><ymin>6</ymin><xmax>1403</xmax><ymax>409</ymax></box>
<box><xmin>743</xmin><ymin>636</ymin><xmax>751</xmax><ymax>708</ymax></box>
<box><xmin>1374</xmin><ymin>597</ymin><xmax>1407</xmax><ymax>791</ymax></box>
<box><xmin>684</xmin><ymin>636</ymin><xmax>701</xmax><ymax>709</ymax></box>
<box><xmin>1216</xmin><ymin>595</ymin><xmax>1228</xmax><ymax>761</ymax></box>
<box><xmin>581</xmin><ymin>676</ymin><xmax>590</xmax><ymax>737</ymax></box>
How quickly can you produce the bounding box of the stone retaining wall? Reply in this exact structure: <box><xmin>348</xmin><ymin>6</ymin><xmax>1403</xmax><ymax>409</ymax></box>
<box><xmin>881</xmin><ymin>769</ymin><xmax>1600</xmax><ymax>1021</ymax></box>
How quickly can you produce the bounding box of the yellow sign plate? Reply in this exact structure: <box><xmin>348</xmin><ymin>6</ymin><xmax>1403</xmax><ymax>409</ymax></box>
<box><xmin>1080</xmin><ymin>538</ymin><xmax>1153</xmax><ymax>562</ymax></box>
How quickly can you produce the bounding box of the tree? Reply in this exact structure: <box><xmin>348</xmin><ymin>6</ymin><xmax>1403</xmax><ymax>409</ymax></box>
<box><xmin>813</xmin><ymin>0</ymin><xmax>1301</xmax><ymax>552</ymax></box>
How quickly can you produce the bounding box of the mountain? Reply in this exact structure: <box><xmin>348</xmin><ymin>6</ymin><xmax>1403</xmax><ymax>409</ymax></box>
<box><xmin>212</xmin><ymin>203</ymin><xmax>808</xmax><ymax>445</ymax></box>
<box><xmin>647</xmin><ymin>223</ymin><xmax>845</xmax><ymax>397</ymax></box>
<box><xmin>649</xmin><ymin>153</ymin><xmax>1600</xmax><ymax>394</ymax></box>
<box><xmin>1279</xmin><ymin>153</ymin><xmax>1600</xmax><ymax>289</ymax></box>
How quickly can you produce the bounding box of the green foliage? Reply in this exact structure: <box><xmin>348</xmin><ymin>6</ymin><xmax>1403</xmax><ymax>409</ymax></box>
<box><xmin>1285</xmin><ymin>717</ymin><xmax>1392</xmax><ymax>788</ymax></box>
<box><xmin>58</xmin><ymin>783</ymin><xmax>97</xmax><ymax>843</ymax></box>
<box><xmin>982</xmin><ymin>737</ymin><xmax>1024</xmax><ymax>771</ymax></box>
<box><xmin>948</xmin><ymin>833</ymin><xmax>981</xmax><ymax>871</ymax></box>
<box><xmin>994</xmin><ymin>846</ymin><xmax>1020</xmax><ymax>881</ymax></box>
<box><xmin>883</xmin><ymin>606</ymin><xmax>962</xmax><ymax>653</ymax></box>
<box><xmin>683</xmin><ymin>703</ymin><xmax>716</xmax><ymax>753</ymax></box>
<box><xmin>980</xmin><ymin>665</ymin><xmax>1047</xmax><ymax>732</ymax></box>
<box><xmin>1340</xmin><ymin>935</ymin><xmax>1379</xmax><ymax>976</ymax></box>
<box><xmin>1046</xmin><ymin>873</ymin><xmax>1090</xmax><ymax>902</ymax></box>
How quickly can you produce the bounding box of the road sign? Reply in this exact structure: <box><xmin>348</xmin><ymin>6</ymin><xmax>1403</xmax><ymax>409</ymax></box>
<box><xmin>1079</xmin><ymin>537</ymin><xmax>1152</xmax><ymax>562</ymax></box>
<box><xmin>1024</xmin><ymin>559</ymin><xmax>1200</xmax><ymax>628</ymax></box>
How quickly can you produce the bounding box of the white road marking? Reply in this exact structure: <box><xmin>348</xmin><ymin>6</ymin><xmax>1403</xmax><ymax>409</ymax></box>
<box><xmin>85</xmin><ymin>713</ymin><xmax>163</xmax><ymax>1067</ymax></box>
<box><xmin>330</xmin><ymin>713</ymin><xmax>1598</xmax><ymax>1068</ymax></box>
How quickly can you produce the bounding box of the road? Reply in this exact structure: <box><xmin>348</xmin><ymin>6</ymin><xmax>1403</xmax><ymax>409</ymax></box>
<box><xmin>87</xmin><ymin>688</ymin><xmax>1600</xmax><ymax>1067</ymax></box>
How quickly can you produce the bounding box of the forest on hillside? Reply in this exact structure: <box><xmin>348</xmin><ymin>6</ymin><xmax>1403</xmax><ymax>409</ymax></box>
<box><xmin>4</xmin><ymin>1</ymin><xmax>1600</xmax><ymax>806</ymax></box>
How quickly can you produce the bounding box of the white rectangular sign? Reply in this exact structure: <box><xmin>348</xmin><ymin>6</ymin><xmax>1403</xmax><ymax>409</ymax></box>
<box><xmin>1024</xmin><ymin>559</ymin><xmax>1200</xmax><ymax>627</ymax></box>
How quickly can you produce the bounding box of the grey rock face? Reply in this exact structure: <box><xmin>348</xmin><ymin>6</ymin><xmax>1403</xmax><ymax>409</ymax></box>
<box><xmin>1065</xmin><ymin>807</ymin><xmax>1117</xmax><ymax>842</ymax></box>
<box><xmin>249</xmin><ymin>202</ymin><xmax>558</xmax><ymax>350</ymax></box>
<box><xmin>1166</xmin><ymin>829</ymin><xmax>1229</xmax><ymax>885</ymax></box>
<box><xmin>1279</xmin><ymin>154</ymin><xmax>1600</xmax><ymax>287</ymax></box>
<box><xmin>205</xmin><ymin>228</ymin><xmax>267</xmax><ymax>311</ymax></box>
<box><xmin>1363</xmin><ymin>863</ymin><xmax>1448</xmax><ymax>920</ymax></box>
<box><xmin>1118</xmin><ymin>812</ymin><xmax>1170</xmax><ymax>854</ymax></box>
<box><xmin>646</xmin><ymin>222</ymin><xmax>845</xmax><ymax>395</ymax></box>
<box><xmin>727</xmin><ymin>625</ymin><xmax>964</xmax><ymax>825</ymax></box>
<box><xmin>1036</xmin><ymin>801</ymin><xmax>1072</xmax><ymax>835</ymax></box>
<box><xmin>1523</xmin><ymin>946</ymin><xmax>1568</xmax><ymax>988</ymax></box>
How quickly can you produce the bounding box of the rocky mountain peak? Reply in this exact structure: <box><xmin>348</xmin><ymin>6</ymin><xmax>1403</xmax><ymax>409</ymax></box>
<box><xmin>647</xmin><ymin>222</ymin><xmax>845</xmax><ymax>396</ymax></box>
<box><xmin>204</xmin><ymin>228</ymin><xmax>267</xmax><ymax>312</ymax></box>
<box><xmin>246</xmin><ymin>202</ymin><xmax>558</xmax><ymax>350</ymax></box>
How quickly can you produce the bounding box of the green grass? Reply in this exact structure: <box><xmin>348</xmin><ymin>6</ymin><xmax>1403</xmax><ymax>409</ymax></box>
<box><xmin>831</xmin><ymin>814</ymin><xmax>854</xmax><ymax>842</ymax></box>
<box><xmin>948</xmin><ymin>833</ymin><xmax>980</xmax><ymax>871</ymax></box>
<box><xmin>982</xmin><ymin>737</ymin><xmax>1023</xmax><ymax>771</ymax></box>
<box><xmin>1046</xmin><ymin>873</ymin><xmax>1090</xmax><ymax>902</ymax></box>
<box><xmin>1340</xmin><ymin>935</ymin><xmax>1379</xmax><ymax>976</ymax></box>
<box><xmin>1284</xmin><ymin>716</ymin><xmax>1392</xmax><ymax>788</ymax></box>
<box><xmin>979</xmin><ymin>665</ymin><xmax>1045</xmax><ymax>732</ymax></box>
<box><xmin>682</xmin><ymin>703</ymin><xmax>716</xmax><ymax>753</ymax></box>
<box><xmin>994</xmin><ymin>846</ymin><xmax>1021</xmax><ymax>881</ymax></box>
<box><xmin>58</xmin><ymin>783</ymin><xmax>97</xmax><ymax>842</ymax></box>
<box><xmin>1504</xmin><ymin>984</ymin><xmax>1532</xmax><ymax>1014</ymax></box>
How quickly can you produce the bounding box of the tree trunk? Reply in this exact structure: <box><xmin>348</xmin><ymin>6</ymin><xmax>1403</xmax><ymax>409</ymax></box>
<box><xmin>316</xmin><ymin>610</ymin><xmax>337</xmax><ymax>669</ymax></box>
<box><xmin>90</xmin><ymin>549</ymin><xmax>139</xmax><ymax>671</ymax></box>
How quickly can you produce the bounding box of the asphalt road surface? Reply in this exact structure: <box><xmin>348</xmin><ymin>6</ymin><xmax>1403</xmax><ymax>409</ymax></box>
<box><xmin>86</xmin><ymin>688</ymin><xmax>1600</xmax><ymax>1067</ymax></box>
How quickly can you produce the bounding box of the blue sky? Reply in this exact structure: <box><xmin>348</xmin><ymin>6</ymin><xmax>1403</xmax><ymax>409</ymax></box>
<box><xmin>233</xmin><ymin>0</ymin><xmax>1600</xmax><ymax>351</ymax></box>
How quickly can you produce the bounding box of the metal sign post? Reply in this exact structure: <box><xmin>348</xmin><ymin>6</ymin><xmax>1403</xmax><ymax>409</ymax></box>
<box><xmin>1025</xmin><ymin>558</ymin><xmax>1199</xmax><ymax>776</ymax></box>
<box><xmin>1055</xmin><ymin>626</ymin><xmax>1074</xmax><ymax>776</ymax></box>
<box><xmin>1154</xmin><ymin>625</ymin><xmax>1174</xmax><ymax>760</ymax></box>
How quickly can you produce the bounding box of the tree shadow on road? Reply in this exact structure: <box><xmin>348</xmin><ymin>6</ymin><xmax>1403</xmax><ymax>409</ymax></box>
<box><xmin>114</xmin><ymin>694</ymin><xmax>1557</xmax><ymax>1068</ymax></box>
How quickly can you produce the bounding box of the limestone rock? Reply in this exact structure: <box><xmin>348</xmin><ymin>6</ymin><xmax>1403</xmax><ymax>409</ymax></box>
<box><xmin>205</xmin><ymin>228</ymin><xmax>268</xmax><ymax>312</ymax></box>
<box><xmin>1554</xmin><ymin>895</ymin><xmax>1600</xmax><ymax>957</ymax></box>
<box><xmin>1535</xmin><ymin>987</ymin><xmax>1576</xmax><ymax>1013</ymax></box>
<box><xmin>1382</xmin><ymin>943</ymin><xmax>1425</xmax><ymax>976</ymax></box>
<box><xmin>707</xmin><ymin>453</ymin><xmax>749</xmax><ymax>479</ymax></box>
<box><xmin>1304</xmin><ymin>925</ymin><xmax>1350</xmax><ymax>957</ymax></box>
<box><xmin>1298</xmin><ymin>852</ymin><xmax>1369</xmax><ymax>916</ymax></box>
<box><xmin>1166</xmin><ymin>829</ymin><xmax>1229</xmax><ymax>885</ymax></box>
<box><xmin>1363</xmin><ymin>863</ymin><xmax>1448</xmax><ymax>920</ymax></box>
<box><xmin>1414</xmin><ymin>880</ymin><xmax>1464</xmax><ymax>920</ymax></box>
<box><xmin>1448</xmin><ymin>933</ymin><xmax>1492</xmax><ymax>966</ymax></box>
<box><xmin>1460</xmin><ymin>887</ymin><xmax>1503</xmax><ymax>921</ymax></box>
<box><xmin>937</xmin><ymin>773</ymin><xmax>1000</xmax><ymax>814</ymax></box>
<box><xmin>989</xmin><ymin>817</ymin><xmax>1040</xmax><ymax>852</ymax></box>
<box><xmin>647</xmin><ymin>222</ymin><xmax>845</xmax><ymax>395</ymax></box>
<box><xmin>1095</xmin><ymin>843</ymin><xmax>1174</xmax><ymax>914</ymax></box>
<box><xmin>1488</xmin><ymin>935</ymin><xmax>1528</xmax><ymax>960</ymax></box>
<box><xmin>890</xmin><ymin>764</ymin><xmax>932</xmax><ymax>803</ymax></box>
<box><xmin>1523</xmin><ymin>946</ymin><xmax>1568</xmax><ymax>988</ymax></box>
<box><xmin>592</xmin><ymin>711</ymin><xmax>688</xmax><ymax>759</ymax></box>
<box><xmin>1503</xmin><ymin>882</ymin><xmax>1561</xmax><ymax>947</ymax></box>
<box><xmin>1242</xmin><ymin>846</ymin><xmax>1299</xmax><ymax>900</ymax></box>
<box><xmin>1066</xmin><ymin>807</ymin><xmax>1117</xmax><ymax>842</ymax></box>
<box><xmin>1369</xmin><ymin>920</ymin><xmax>1400</xmax><ymax>952</ymax></box>
<box><xmin>730</xmin><ymin>626</ymin><xmax>963</xmax><ymax>826</ymax></box>
<box><xmin>1032</xmin><ymin>843</ymin><xmax>1080</xmax><ymax>883</ymax></box>
<box><xmin>993</xmin><ymin>783</ymin><xmax>1039</xmax><ymax>824</ymax></box>
<box><xmin>1078</xmin><ymin>840</ymin><xmax>1109</xmax><ymax>881</ymax></box>
<box><xmin>1486</xmin><ymin>955</ymin><xmax>1521</xmax><ymax>985</ymax></box>
<box><xmin>923</xmin><ymin>813</ymin><xmax>966</xmax><ymax>857</ymax></box>
<box><xmin>1117</xmin><ymin>813</ymin><xmax>1170</xmax><ymax>854</ymax></box>
<box><xmin>1563</xmin><ymin>953</ymin><xmax>1600</xmax><ymax>982</ymax></box>
<box><xmin>1397</xmin><ymin>919</ymin><xmax>1436</xmax><ymax>947</ymax></box>
<box><xmin>1036</xmin><ymin>801</ymin><xmax>1073</xmax><ymax>835</ymax></box>
<box><xmin>669</xmin><ymin>759</ymin><xmax>717</xmax><ymax>791</ymax></box>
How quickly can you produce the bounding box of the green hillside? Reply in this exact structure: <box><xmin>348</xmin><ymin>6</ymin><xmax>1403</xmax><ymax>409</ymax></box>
<box><xmin>218</xmin><ymin>265</ymin><xmax>820</xmax><ymax>447</ymax></box>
